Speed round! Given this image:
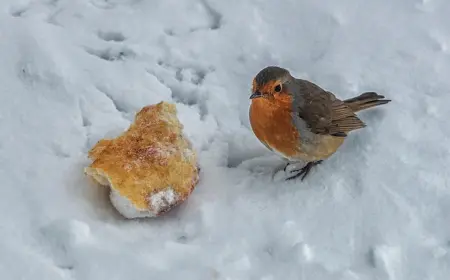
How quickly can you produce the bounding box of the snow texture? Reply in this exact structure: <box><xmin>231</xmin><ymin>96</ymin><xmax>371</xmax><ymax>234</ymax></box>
<box><xmin>149</xmin><ymin>188</ymin><xmax>179</xmax><ymax>214</ymax></box>
<box><xmin>1</xmin><ymin>0</ymin><xmax>450</xmax><ymax>279</ymax></box>
<box><xmin>109</xmin><ymin>189</ymin><xmax>153</xmax><ymax>219</ymax></box>
<box><xmin>110</xmin><ymin>187</ymin><xmax>178</xmax><ymax>219</ymax></box>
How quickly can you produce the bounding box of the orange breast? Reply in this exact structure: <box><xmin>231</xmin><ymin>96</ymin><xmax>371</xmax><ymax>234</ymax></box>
<box><xmin>249</xmin><ymin>98</ymin><xmax>300</xmax><ymax>159</ymax></box>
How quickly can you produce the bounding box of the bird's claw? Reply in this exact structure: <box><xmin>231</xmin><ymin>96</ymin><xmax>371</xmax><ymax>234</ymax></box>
<box><xmin>286</xmin><ymin>160</ymin><xmax>323</xmax><ymax>181</ymax></box>
<box><xmin>271</xmin><ymin>161</ymin><xmax>290</xmax><ymax>180</ymax></box>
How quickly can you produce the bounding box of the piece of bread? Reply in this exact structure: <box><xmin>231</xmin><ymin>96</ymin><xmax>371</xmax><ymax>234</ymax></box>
<box><xmin>85</xmin><ymin>101</ymin><xmax>199</xmax><ymax>218</ymax></box>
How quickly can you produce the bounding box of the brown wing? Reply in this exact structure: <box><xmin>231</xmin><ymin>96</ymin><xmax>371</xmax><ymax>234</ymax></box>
<box><xmin>291</xmin><ymin>79</ymin><xmax>366</xmax><ymax>136</ymax></box>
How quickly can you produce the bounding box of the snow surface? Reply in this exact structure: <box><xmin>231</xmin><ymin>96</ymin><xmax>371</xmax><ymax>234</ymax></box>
<box><xmin>1</xmin><ymin>0</ymin><xmax>450</xmax><ymax>279</ymax></box>
<box><xmin>109</xmin><ymin>187</ymin><xmax>178</xmax><ymax>219</ymax></box>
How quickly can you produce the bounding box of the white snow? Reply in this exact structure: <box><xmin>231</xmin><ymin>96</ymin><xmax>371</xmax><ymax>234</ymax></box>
<box><xmin>1</xmin><ymin>0</ymin><xmax>450</xmax><ymax>279</ymax></box>
<box><xmin>110</xmin><ymin>187</ymin><xmax>179</xmax><ymax>219</ymax></box>
<box><xmin>109</xmin><ymin>189</ymin><xmax>153</xmax><ymax>219</ymax></box>
<box><xmin>149</xmin><ymin>188</ymin><xmax>178</xmax><ymax>214</ymax></box>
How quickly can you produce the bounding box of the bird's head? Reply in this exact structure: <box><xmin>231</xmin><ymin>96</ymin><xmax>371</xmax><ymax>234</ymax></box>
<box><xmin>250</xmin><ymin>66</ymin><xmax>293</xmax><ymax>104</ymax></box>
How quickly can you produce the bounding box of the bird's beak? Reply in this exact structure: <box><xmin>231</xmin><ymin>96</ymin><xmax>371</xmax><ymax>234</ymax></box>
<box><xmin>250</xmin><ymin>91</ymin><xmax>262</xmax><ymax>99</ymax></box>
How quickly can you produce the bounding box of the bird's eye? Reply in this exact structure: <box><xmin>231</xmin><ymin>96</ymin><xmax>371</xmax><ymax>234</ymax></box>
<box><xmin>274</xmin><ymin>84</ymin><xmax>282</xmax><ymax>93</ymax></box>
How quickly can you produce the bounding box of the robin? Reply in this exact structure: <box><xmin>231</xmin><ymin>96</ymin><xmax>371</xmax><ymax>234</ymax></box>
<box><xmin>249</xmin><ymin>66</ymin><xmax>391</xmax><ymax>181</ymax></box>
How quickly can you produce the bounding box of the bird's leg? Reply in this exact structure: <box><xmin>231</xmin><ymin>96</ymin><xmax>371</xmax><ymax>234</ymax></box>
<box><xmin>286</xmin><ymin>160</ymin><xmax>323</xmax><ymax>181</ymax></box>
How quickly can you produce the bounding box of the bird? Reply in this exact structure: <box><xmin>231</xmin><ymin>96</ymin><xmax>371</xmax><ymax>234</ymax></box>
<box><xmin>248</xmin><ymin>66</ymin><xmax>391</xmax><ymax>181</ymax></box>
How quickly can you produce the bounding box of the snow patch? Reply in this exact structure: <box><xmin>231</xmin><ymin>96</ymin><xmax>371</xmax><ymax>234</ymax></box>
<box><xmin>372</xmin><ymin>245</ymin><xmax>403</xmax><ymax>280</ymax></box>
<box><xmin>41</xmin><ymin>219</ymin><xmax>92</xmax><ymax>247</ymax></box>
<box><xmin>149</xmin><ymin>188</ymin><xmax>179</xmax><ymax>214</ymax></box>
<box><xmin>109</xmin><ymin>188</ymin><xmax>180</xmax><ymax>219</ymax></box>
<box><xmin>109</xmin><ymin>189</ymin><xmax>155</xmax><ymax>219</ymax></box>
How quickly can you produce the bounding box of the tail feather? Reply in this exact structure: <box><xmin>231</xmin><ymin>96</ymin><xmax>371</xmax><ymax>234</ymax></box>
<box><xmin>344</xmin><ymin>92</ymin><xmax>391</xmax><ymax>113</ymax></box>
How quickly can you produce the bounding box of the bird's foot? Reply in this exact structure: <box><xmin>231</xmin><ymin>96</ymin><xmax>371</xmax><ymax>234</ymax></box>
<box><xmin>286</xmin><ymin>160</ymin><xmax>323</xmax><ymax>181</ymax></box>
<box><xmin>271</xmin><ymin>161</ymin><xmax>291</xmax><ymax>179</ymax></box>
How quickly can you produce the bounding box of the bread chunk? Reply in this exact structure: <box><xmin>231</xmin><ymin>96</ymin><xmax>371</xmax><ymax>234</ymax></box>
<box><xmin>85</xmin><ymin>101</ymin><xmax>199</xmax><ymax>218</ymax></box>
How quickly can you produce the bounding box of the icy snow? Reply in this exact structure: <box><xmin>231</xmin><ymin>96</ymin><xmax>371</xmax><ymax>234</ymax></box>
<box><xmin>109</xmin><ymin>189</ymin><xmax>151</xmax><ymax>219</ymax></box>
<box><xmin>110</xmin><ymin>187</ymin><xmax>179</xmax><ymax>219</ymax></box>
<box><xmin>148</xmin><ymin>188</ymin><xmax>178</xmax><ymax>215</ymax></box>
<box><xmin>1</xmin><ymin>0</ymin><xmax>450</xmax><ymax>279</ymax></box>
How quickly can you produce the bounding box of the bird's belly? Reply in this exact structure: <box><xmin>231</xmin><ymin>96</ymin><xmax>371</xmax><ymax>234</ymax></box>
<box><xmin>249</xmin><ymin>102</ymin><xmax>345</xmax><ymax>162</ymax></box>
<box><xmin>298</xmin><ymin>135</ymin><xmax>345</xmax><ymax>162</ymax></box>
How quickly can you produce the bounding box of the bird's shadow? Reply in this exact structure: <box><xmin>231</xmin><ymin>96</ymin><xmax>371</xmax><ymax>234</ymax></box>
<box><xmin>237</xmin><ymin>154</ymin><xmax>287</xmax><ymax>174</ymax></box>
